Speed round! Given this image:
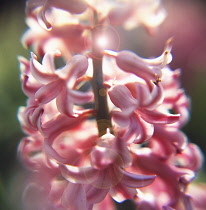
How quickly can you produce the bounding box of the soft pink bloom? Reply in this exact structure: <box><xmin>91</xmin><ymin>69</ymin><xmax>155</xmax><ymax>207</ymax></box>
<box><xmin>149</xmin><ymin>124</ymin><xmax>188</xmax><ymax>159</ymax></box>
<box><xmin>23</xmin><ymin>0</ymin><xmax>167</xmax><ymax>58</ymax></box>
<box><xmin>85</xmin><ymin>0</ymin><xmax>166</xmax><ymax>33</ymax></box>
<box><xmin>109</xmin><ymin>82</ymin><xmax>180</xmax><ymax>143</ymax></box>
<box><xmin>22</xmin><ymin>16</ymin><xmax>90</xmax><ymax>59</ymax></box>
<box><xmin>131</xmin><ymin>146</ymin><xmax>199</xmax><ymax>209</ymax></box>
<box><xmin>104</xmin><ymin>42</ymin><xmax>179</xmax><ymax>144</ymax></box>
<box><xmin>105</xmin><ymin>38</ymin><xmax>172</xmax><ymax>86</ymax></box>
<box><xmin>17</xmin><ymin>1</ymin><xmax>205</xmax><ymax>209</ymax></box>
<box><xmin>60</xmin><ymin>132</ymin><xmax>156</xmax><ymax>204</ymax></box>
<box><xmin>19</xmin><ymin>51</ymin><xmax>93</xmax><ymax>117</ymax></box>
<box><xmin>159</xmin><ymin>67</ymin><xmax>190</xmax><ymax>127</ymax></box>
<box><xmin>26</xmin><ymin>0</ymin><xmax>88</xmax><ymax>29</ymax></box>
<box><xmin>93</xmin><ymin>195</ymin><xmax>115</xmax><ymax>210</ymax></box>
<box><xmin>172</xmin><ymin>143</ymin><xmax>204</xmax><ymax>173</ymax></box>
<box><xmin>18</xmin><ymin>130</ymin><xmax>67</xmax><ymax>210</ymax></box>
<box><xmin>186</xmin><ymin>183</ymin><xmax>206</xmax><ymax>210</ymax></box>
<box><xmin>18</xmin><ymin>42</ymin><xmax>205</xmax><ymax>209</ymax></box>
<box><xmin>107</xmin><ymin>0</ymin><xmax>167</xmax><ymax>32</ymax></box>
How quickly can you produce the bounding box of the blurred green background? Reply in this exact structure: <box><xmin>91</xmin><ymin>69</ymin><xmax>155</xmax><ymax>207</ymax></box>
<box><xmin>0</xmin><ymin>1</ymin><xmax>28</xmax><ymax>209</ymax></box>
<box><xmin>0</xmin><ymin>0</ymin><xmax>205</xmax><ymax>209</ymax></box>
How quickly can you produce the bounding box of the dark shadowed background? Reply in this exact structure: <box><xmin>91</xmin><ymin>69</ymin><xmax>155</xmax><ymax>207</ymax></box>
<box><xmin>0</xmin><ymin>0</ymin><xmax>205</xmax><ymax>209</ymax></box>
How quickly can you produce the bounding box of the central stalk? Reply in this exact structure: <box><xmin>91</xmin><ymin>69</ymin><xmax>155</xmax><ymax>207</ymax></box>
<box><xmin>91</xmin><ymin>14</ymin><xmax>112</xmax><ymax>137</ymax></box>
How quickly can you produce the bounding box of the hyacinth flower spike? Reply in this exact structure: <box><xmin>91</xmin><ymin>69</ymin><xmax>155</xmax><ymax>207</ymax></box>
<box><xmin>17</xmin><ymin>0</ymin><xmax>205</xmax><ymax>210</ymax></box>
<box><xmin>26</xmin><ymin>0</ymin><xmax>88</xmax><ymax>29</ymax></box>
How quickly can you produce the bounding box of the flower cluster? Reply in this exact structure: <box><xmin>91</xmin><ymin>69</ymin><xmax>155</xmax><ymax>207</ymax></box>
<box><xmin>18</xmin><ymin>0</ymin><xmax>204</xmax><ymax>210</ymax></box>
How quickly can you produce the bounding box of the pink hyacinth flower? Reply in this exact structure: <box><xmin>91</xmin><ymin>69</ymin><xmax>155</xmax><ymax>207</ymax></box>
<box><xmin>26</xmin><ymin>0</ymin><xmax>88</xmax><ymax>29</ymax></box>
<box><xmin>108</xmin><ymin>81</ymin><xmax>179</xmax><ymax>144</ymax></box>
<box><xmin>22</xmin><ymin>16</ymin><xmax>90</xmax><ymax>59</ymax></box>
<box><xmin>60</xmin><ymin>132</ymin><xmax>156</xmax><ymax>206</ymax></box>
<box><xmin>131</xmin><ymin>147</ymin><xmax>198</xmax><ymax>209</ymax></box>
<box><xmin>28</xmin><ymin>51</ymin><xmax>93</xmax><ymax>117</ymax></box>
<box><xmin>108</xmin><ymin>0</ymin><xmax>167</xmax><ymax>32</ymax></box>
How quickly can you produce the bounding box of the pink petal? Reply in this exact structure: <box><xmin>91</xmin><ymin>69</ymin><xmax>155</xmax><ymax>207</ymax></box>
<box><xmin>110</xmin><ymin>182</ymin><xmax>137</xmax><ymax>202</ymax></box>
<box><xmin>162</xmin><ymin>206</ymin><xmax>175</xmax><ymax>210</ymax></box>
<box><xmin>154</xmin><ymin>125</ymin><xmax>187</xmax><ymax>152</ymax></box>
<box><xmin>112</xmin><ymin>136</ymin><xmax>132</xmax><ymax>168</ymax></box>
<box><xmin>133</xmin><ymin>148</ymin><xmax>185</xmax><ymax>181</ymax></box>
<box><xmin>182</xmin><ymin>194</ymin><xmax>193</xmax><ymax>210</ymax></box>
<box><xmin>44</xmin><ymin>138</ymin><xmax>67</xmax><ymax>163</ymax></box>
<box><xmin>124</xmin><ymin>114</ymin><xmax>154</xmax><ymax>144</ymax></box>
<box><xmin>108</xmin><ymin>4</ymin><xmax>132</xmax><ymax>26</ymax></box>
<box><xmin>179</xmin><ymin>171</ymin><xmax>196</xmax><ymax>185</ymax></box>
<box><xmin>23</xmin><ymin>106</ymin><xmax>40</xmax><ymax>130</ymax></box>
<box><xmin>115</xmin><ymin>51</ymin><xmax>158</xmax><ymax>83</ymax></box>
<box><xmin>70</xmin><ymin>90</ymin><xmax>93</xmax><ymax>104</ymax></box>
<box><xmin>137</xmin><ymin>83</ymin><xmax>164</xmax><ymax>110</ymax></box>
<box><xmin>150</xmin><ymin>132</ymin><xmax>176</xmax><ymax>158</ymax></box>
<box><xmin>42</xmin><ymin>114</ymin><xmax>85</xmax><ymax>162</ymax></box>
<box><xmin>111</xmin><ymin>110</ymin><xmax>130</xmax><ymax>127</ymax></box>
<box><xmin>59</xmin><ymin>54</ymin><xmax>89</xmax><ymax>83</ymax></box>
<box><xmin>30</xmin><ymin>53</ymin><xmax>59</xmax><ymax>84</ymax></box>
<box><xmin>90</xmin><ymin>146</ymin><xmax>118</xmax><ymax>170</ymax></box>
<box><xmin>165</xmin><ymin>89</ymin><xmax>190</xmax><ymax>127</ymax></box>
<box><xmin>135</xmin><ymin>82</ymin><xmax>152</xmax><ymax>107</ymax></box>
<box><xmin>60</xmin><ymin>165</ymin><xmax>98</xmax><ymax>184</ymax></box>
<box><xmin>108</xmin><ymin>85</ymin><xmax>137</xmax><ymax>115</ymax></box>
<box><xmin>56</xmin><ymin>87</ymin><xmax>74</xmax><ymax>117</ymax></box>
<box><xmin>185</xmin><ymin>144</ymin><xmax>203</xmax><ymax>172</ymax></box>
<box><xmin>37</xmin><ymin>6</ymin><xmax>52</xmax><ymax>30</ymax></box>
<box><xmin>140</xmin><ymin>38</ymin><xmax>173</xmax><ymax>66</ymax></box>
<box><xmin>27</xmin><ymin>0</ymin><xmax>88</xmax><ymax>15</ymax></box>
<box><xmin>23</xmin><ymin>183</ymin><xmax>48</xmax><ymax>210</ymax></box>
<box><xmin>57</xmin><ymin>88</ymin><xmax>93</xmax><ymax>117</ymax></box>
<box><xmin>119</xmin><ymin>168</ymin><xmax>156</xmax><ymax>188</ymax></box>
<box><xmin>139</xmin><ymin>109</ymin><xmax>180</xmax><ymax>124</ymax></box>
<box><xmin>22</xmin><ymin>75</ymin><xmax>42</xmax><ymax>97</ymax></box>
<box><xmin>26</xmin><ymin>0</ymin><xmax>45</xmax><ymax>14</ymax></box>
<box><xmin>35</xmin><ymin>79</ymin><xmax>63</xmax><ymax>104</ymax></box>
<box><xmin>27</xmin><ymin>0</ymin><xmax>88</xmax><ymax>30</ymax></box>
<box><xmin>93</xmin><ymin>195</ymin><xmax>114</xmax><ymax>210</ymax></box>
<box><xmin>18</xmin><ymin>137</ymin><xmax>43</xmax><ymax>169</ymax></box>
<box><xmin>61</xmin><ymin>183</ymin><xmax>87</xmax><ymax>210</ymax></box>
<box><xmin>86</xmin><ymin>186</ymin><xmax>109</xmax><ymax>204</ymax></box>
<box><xmin>42</xmin><ymin>113</ymin><xmax>85</xmax><ymax>138</ymax></box>
<box><xmin>49</xmin><ymin>179</ymin><xmax>67</xmax><ymax>204</ymax></box>
<box><xmin>30</xmin><ymin>106</ymin><xmax>44</xmax><ymax>128</ymax></box>
<box><xmin>135</xmin><ymin>116</ymin><xmax>154</xmax><ymax>144</ymax></box>
<box><xmin>18</xmin><ymin>56</ymin><xmax>31</xmax><ymax>75</ymax></box>
<box><xmin>42</xmin><ymin>50</ymin><xmax>61</xmax><ymax>72</ymax></box>
<box><xmin>174</xmin><ymin>143</ymin><xmax>203</xmax><ymax>172</ymax></box>
<box><xmin>52</xmin><ymin>0</ymin><xmax>88</xmax><ymax>15</ymax></box>
<box><xmin>91</xmin><ymin>166</ymin><xmax>123</xmax><ymax>189</ymax></box>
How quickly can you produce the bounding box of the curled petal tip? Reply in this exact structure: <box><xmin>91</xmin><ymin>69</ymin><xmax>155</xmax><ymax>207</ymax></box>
<box><xmin>103</xmin><ymin>50</ymin><xmax>118</xmax><ymax>57</ymax></box>
<box><xmin>54</xmin><ymin>49</ymin><xmax>62</xmax><ymax>56</ymax></box>
<box><xmin>166</xmin><ymin>37</ymin><xmax>174</xmax><ymax>49</ymax></box>
<box><xmin>17</xmin><ymin>55</ymin><xmax>24</xmax><ymax>62</ymax></box>
<box><xmin>179</xmin><ymin>171</ymin><xmax>196</xmax><ymax>184</ymax></box>
<box><xmin>30</xmin><ymin>52</ymin><xmax>37</xmax><ymax>60</ymax></box>
<box><xmin>37</xmin><ymin>10</ymin><xmax>52</xmax><ymax>30</ymax></box>
<box><xmin>121</xmin><ymin>169</ymin><xmax>156</xmax><ymax>188</ymax></box>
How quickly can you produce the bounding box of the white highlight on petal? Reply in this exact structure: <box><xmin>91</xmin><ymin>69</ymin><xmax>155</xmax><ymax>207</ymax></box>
<box><xmin>138</xmin><ymin>190</ymin><xmax>155</xmax><ymax>203</ymax></box>
<box><xmin>104</xmin><ymin>49</ymin><xmax>118</xmax><ymax>57</ymax></box>
<box><xmin>97</xmin><ymin>35</ymin><xmax>109</xmax><ymax>49</ymax></box>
